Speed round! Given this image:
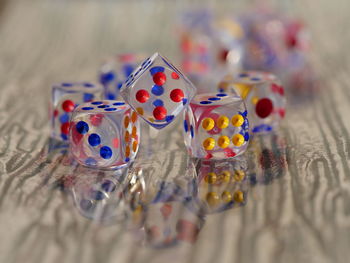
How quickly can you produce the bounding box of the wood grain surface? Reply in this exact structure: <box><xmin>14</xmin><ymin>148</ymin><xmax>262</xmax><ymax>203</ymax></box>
<box><xmin>0</xmin><ymin>1</ymin><xmax>349</xmax><ymax>263</ymax></box>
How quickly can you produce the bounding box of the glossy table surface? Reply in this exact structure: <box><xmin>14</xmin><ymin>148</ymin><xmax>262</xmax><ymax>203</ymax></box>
<box><xmin>0</xmin><ymin>1</ymin><xmax>349</xmax><ymax>262</ymax></box>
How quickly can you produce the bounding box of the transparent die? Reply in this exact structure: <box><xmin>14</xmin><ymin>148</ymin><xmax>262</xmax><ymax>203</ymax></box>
<box><xmin>219</xmin><ymin>71</ymin><xmax>286</xmax><ymax>133</ymax></box>
<box><xmin>99</xmin><ymin>53</ymin><xmax>145</xmax><ymax>100</ymax></box>
<box><xmin>120</xmin><ymin>52</ymin><xmax>196</xmax><ymax>129</ymax></box>
<box><xmin>242</xmin><ymin>11</ymin><xmax>312</xmax><ymax>70</ymax></box>
<box><xmin>177</xmin><ymin>10</ymin><xmax>244</xmax><ymax>93</ymax></box>
<box><xmin>240</xmin><ymin>11</ymin><xmax>289</xmax><ymax>72</ymax></box>
<box><xmin>69</xmin><ymin>100</ymin><xmax>140</xmax><ymax>169</ymax></box>
<box><xmin>183</xmin><ymin>92</ymin><xmax>249</xmax><ymax>159</ymax></box>
<box><xmin>51</xmin><ymin>82</ymin><xmax>103</xmax><ymax>141</ymax></box>
<box><xmin>178</xmin><ymin>9</ymin><xmax>214</xmax><ymax>80</ymax></box>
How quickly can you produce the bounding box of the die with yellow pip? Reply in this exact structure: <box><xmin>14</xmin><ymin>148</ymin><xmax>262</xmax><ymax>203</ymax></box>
<box><xmin>183</xmin><ymin>92</ymin><xmax>249</xmax><ymax>159</ymax></box>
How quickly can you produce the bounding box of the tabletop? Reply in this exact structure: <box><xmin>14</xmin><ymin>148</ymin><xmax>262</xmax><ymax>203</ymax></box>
<box><xmin>0</xmin><ymin>0</ymin><xmax>350</xmax><ymax>263</ymax></box>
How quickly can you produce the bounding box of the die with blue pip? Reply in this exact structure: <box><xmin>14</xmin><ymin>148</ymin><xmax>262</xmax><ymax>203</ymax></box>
<box><xmin>51</xmin><ymin>82</ymin><xmax>103</xmax><ymax>141</ymax></box>
<box><xmin>218</xmin><ymin>71</ymin><xmax>286</xmax><ymax>134</ymax></box>
<box><xmin>99</xmin><ymin>53</ymin><xmax>144</xmax><ymax>100</ymax></box>
<box><xmin>120</xmin><ymin>53</ymin><xmax>197</xmax><ymax>129</ymax></box>
<box><xmin>69</xmin><ymin>100</ymin><xmax>140</xmax><ymax>169</ymax></box>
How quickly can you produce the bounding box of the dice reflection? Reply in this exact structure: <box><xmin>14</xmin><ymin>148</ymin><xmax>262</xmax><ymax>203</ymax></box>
<box><xmin>68</xmin><ymin>166</ymin><xmax>145</xmax><ymax>223</ymax></box>
<box><xmin>69</xmin><ymin>168</ymin><xmax>127</xmax><ymax>222</ymax></box>
<box><xmin>188</xmin><ymin>157</ymin><xmax>249</xmax><ymax>214</ymax></box>
<box><xmin>138</xmin><ymin>161</ymin><xmax>203</xmax><ymax>247</ymax></box>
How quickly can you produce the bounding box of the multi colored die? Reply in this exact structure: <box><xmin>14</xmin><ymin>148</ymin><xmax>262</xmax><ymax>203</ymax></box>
<box><xmin>177</xmin><ymin>10</ymin><xmax>244</xmax><ymax>93</ymax></box>
<box><xmin>240</xmin><ymin>11</ymin><xmax>310</xmax><ymax>73</ymax></box>
<box><xmin>120</xmin><ymin>53</ymin><xmax>197</xmax><ymax>129</ymax></box>
<box><xmin>178</xmin><ymin>10</ymin><xmax>213</xmax><ymax>79</ymax></box>
<box><xmin>51</xmin><ymin>82</ymin><xmax>103</xmax><ymax>141</ymax></box>
<box><xmin>99</xmin><ymin>53</ymin><xmax>145</xmax><ymax>100</ymax></box>
<box><xmin>69</xmin><ymin>100</ymin><xmax>140</xmax><ymax>169</ymax></box>
<box><xmin>183</xmin><ymin>92</ymin><xmax>249</xmax><ymax>159</ymax></box>
<box><xmin>219</xmin><ymin>71</ymin><xmax>286</xmax><ymax>133</ymax></box>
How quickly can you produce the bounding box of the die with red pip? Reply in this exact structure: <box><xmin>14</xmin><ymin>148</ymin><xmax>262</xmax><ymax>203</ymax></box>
<box><xmin>99</xmin><ymin>53</ymin><xmax>144</xmax><ymax>100</ymax></box>
<box><xmin>183</xmin><ymin>92</ymin><xmax>249</xmax><ymax>160</ymax></box>
<box><xmin>51</xmin><ymin>82</ymin><xmax>103</xmax><ymax>141</ymax></box>
<box><xmin>219</xmin><ymin>71</ymin><xmax>286</xmax><ymax>133</ymax></box>
<box><xmin>120</xmin><ymin>53</ymin><xmax>196</xmax><ymax>129</ymax></box>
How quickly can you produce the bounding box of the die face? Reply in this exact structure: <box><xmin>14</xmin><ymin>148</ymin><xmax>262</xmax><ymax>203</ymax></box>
<box><xmin>183</xmin><ymin>93</ymin><xmax>249</xmax><ymax>159</ymax></box>
<box><xmin>120</xmin><ymin>53</ymin><xmax>196</xmax><ymax>129</ymax></box>
<box><xmin>69</xmin><ymin>100</ymin><xmax>140</xmax><ymax>169</ymax></box>
<box><xmin>227</xmin><ymin>71</ymin><xmax>286</xmax><ymax>133</ymax></box>
<box><xmin>51</xmin><ymin>82</ymin><xmax>103</xmax><ymax>141</ymax></box>
<box><xmin>99</xmin><ymin>54</ymin><xmax>145</xmax><ymax>100</ymax></box>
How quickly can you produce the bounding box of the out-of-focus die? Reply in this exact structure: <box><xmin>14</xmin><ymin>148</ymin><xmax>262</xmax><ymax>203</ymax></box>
<box><xmin>120</xmin><ymin>53</ymin><xmax>196</xmax><ymax>129</ymax></box>
<box><xmin>183</xmin><ymin>92</ymin><xmax>249</xmax><ymax>159</ymax></box>
<box><xmin>214</xmin><ymin>18</ymin><xmax>245</xmax><ymax>68</ymax></box>
<box><xmin>69</xmin><ymin>100</ymin><xmax>140</xmax><ymax>169</ymax></box>
<box><xmin>177</xmin><ymin>9</ymin><xmax>244</xmax><ymax>92</ymax></box>
<box><xmin>240</xmin><ymin>12</ymin><xmax>288</xmax><ymax>72</ymax></box>
<box><xmin>284</xmin><ymin>20</ymin><xmax>310</xmax><ymax>51</ymax></box>
<box><xmin>178</xmin><ymin>9</ymin><xmax>214</xmax><ymax>81</ymax></box>
<box><xmin>99</xmin><ymin>53</ymin><xmax>144</xmax><ymax>100</ymax></box>
<box><xmin>240</xmin><ymin>10</ymin><xmax>314</xmax><ymax>95</ymax></box>
<box><xmin>219</xmin><ymin>71</ymin><xmax>286</xmax><ymax>133</ymax></box>
<box><xmin>51</xmin><ymin>82</ymin><xmax>103</xmax><ymax>141</ymax></box>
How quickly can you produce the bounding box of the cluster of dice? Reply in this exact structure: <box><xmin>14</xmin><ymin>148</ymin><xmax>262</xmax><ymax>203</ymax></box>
<box><xmin>51</xmin><ymin>52</ymin><xmax>286</xmax><ymax>170</ymax></box>
<box><xmin>178</xmin><ymin>9</ymin><xmax>311</xmax><ymax>95</ymax></box>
